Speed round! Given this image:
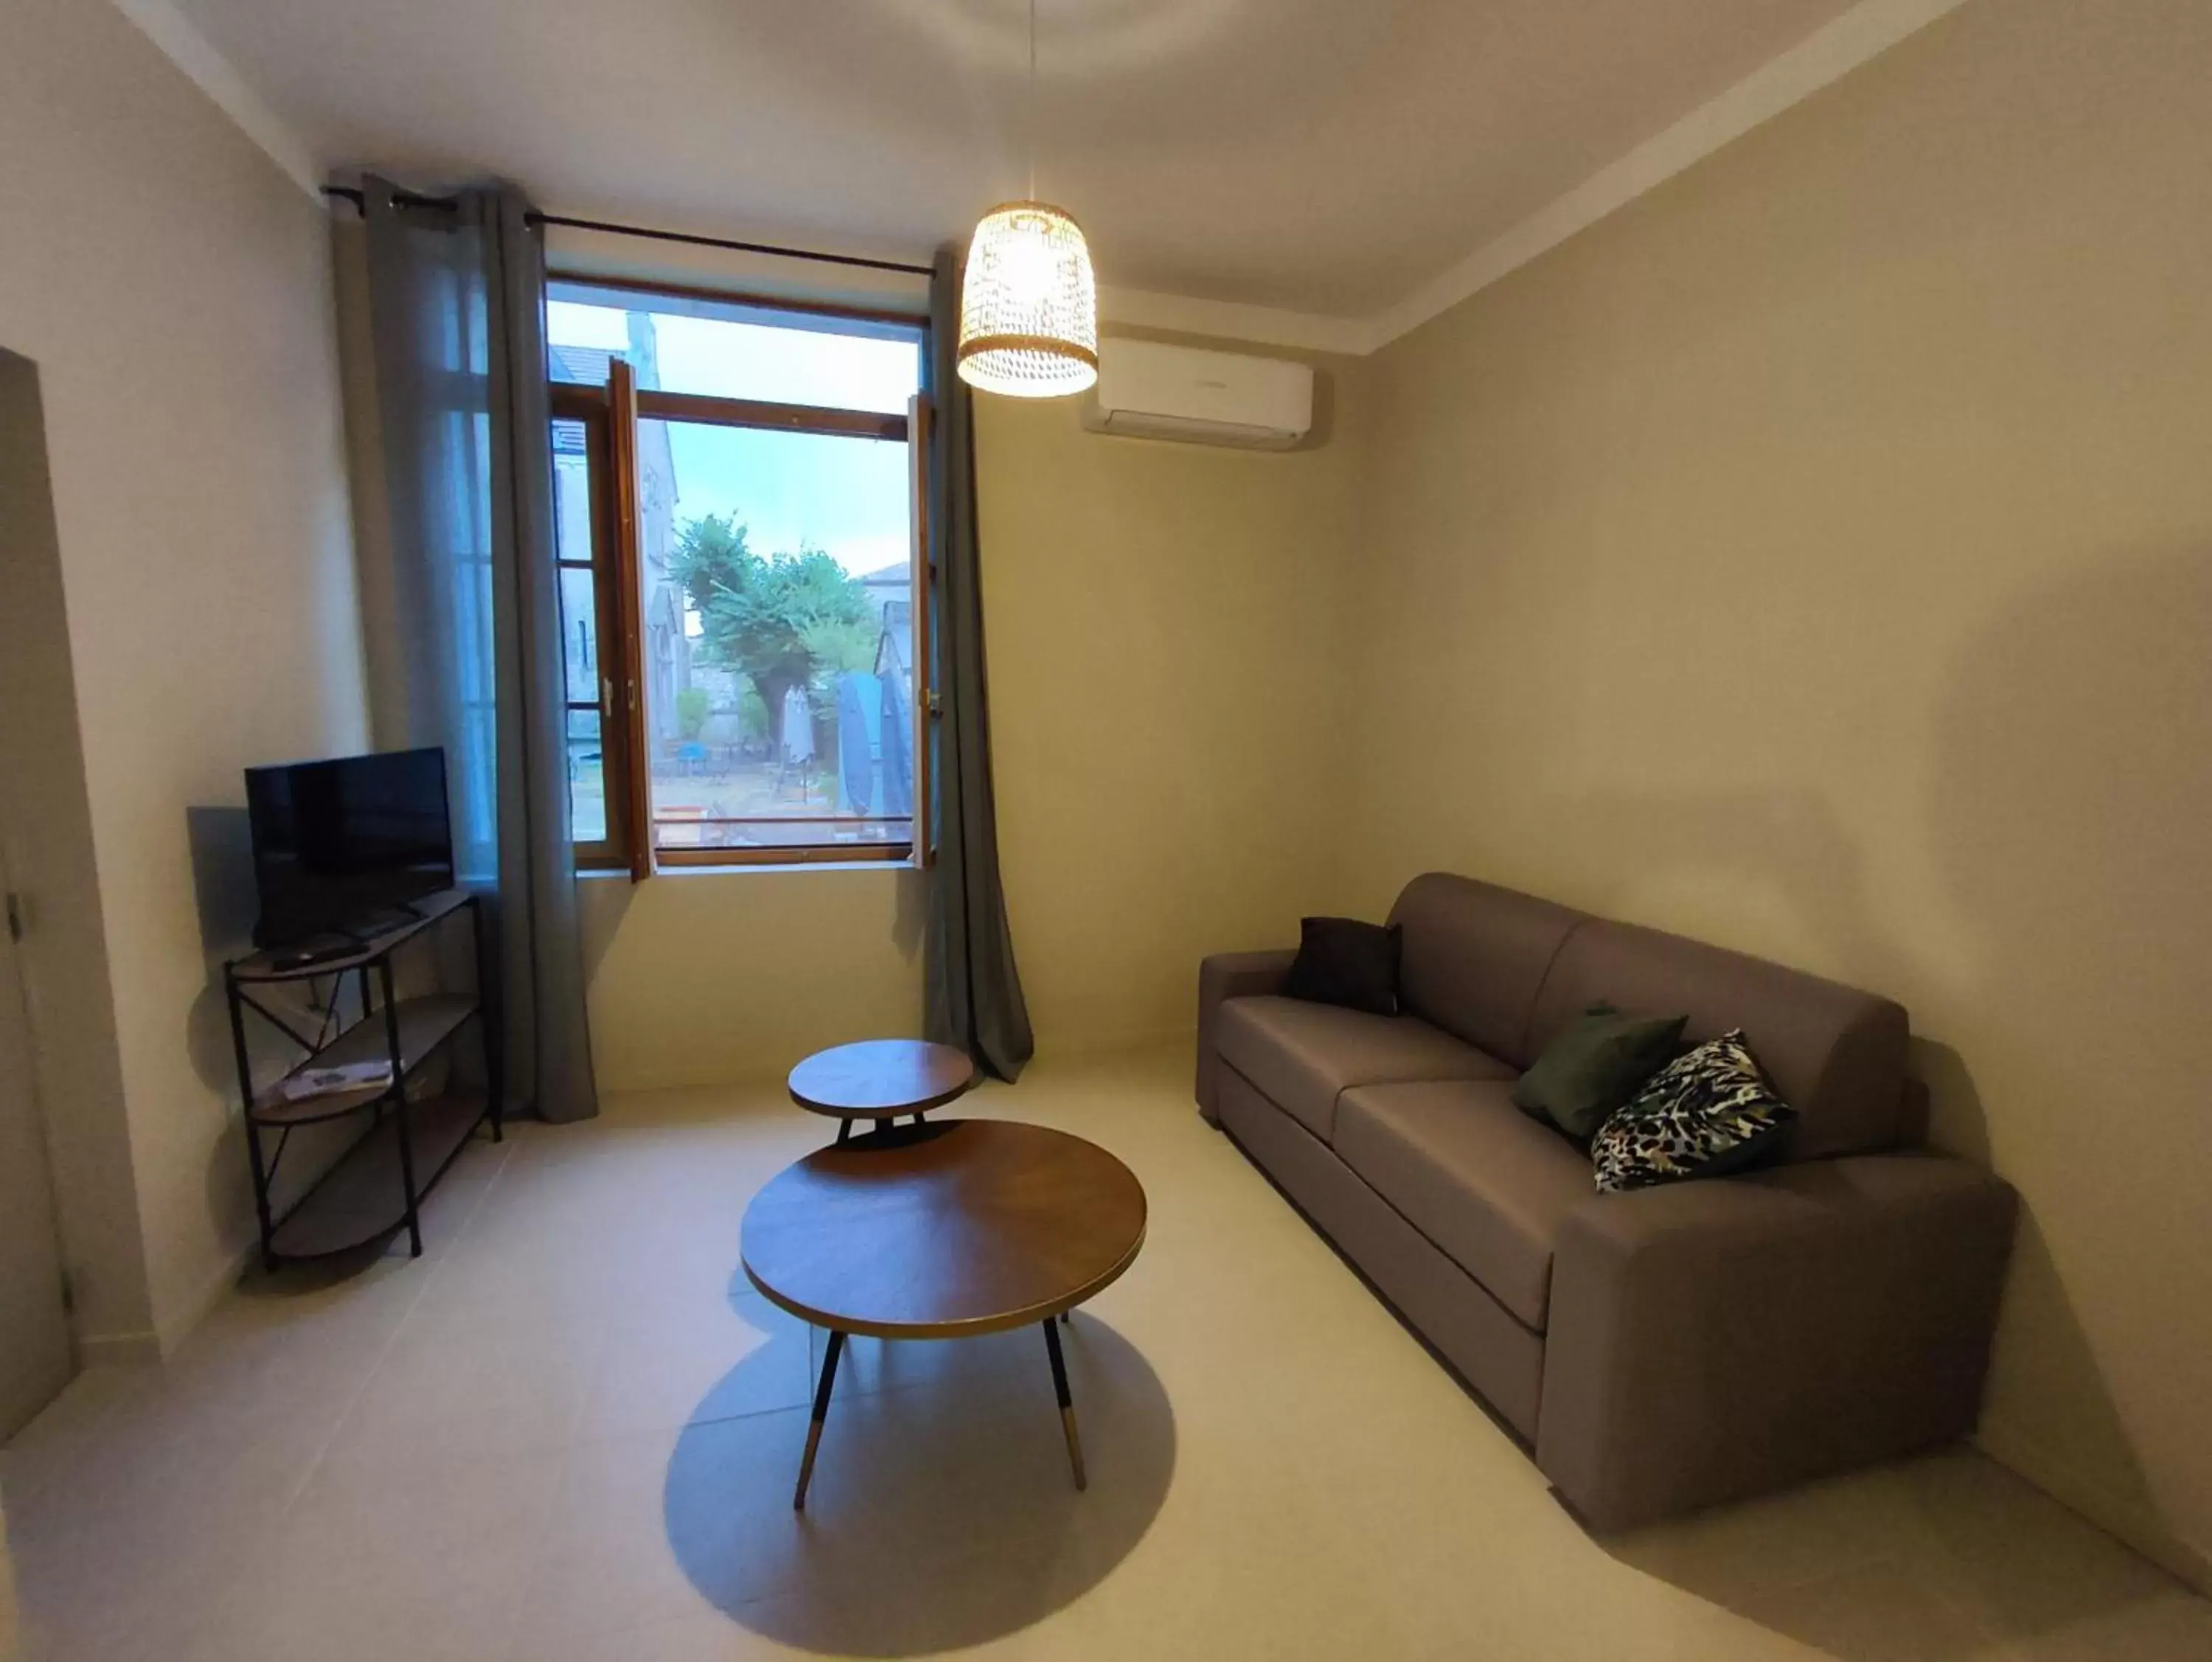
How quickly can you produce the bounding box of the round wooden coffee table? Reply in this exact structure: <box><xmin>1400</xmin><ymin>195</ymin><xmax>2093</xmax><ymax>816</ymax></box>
<box><xmin>741</xmin><ymin>1119</ymin><xmax>1147</xmax><ymax>1509</ymax></box>
<box><xmin>786</xmin><ymin>1039</ymin><xmax>977</xmax><ymax>1144</ymax></box>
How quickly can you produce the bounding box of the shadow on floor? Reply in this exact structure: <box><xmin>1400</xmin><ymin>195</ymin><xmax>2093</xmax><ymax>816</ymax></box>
<box><xmin>664</xmin><ymin>1309</ymin><xmax>1175</xmax><ymax>1655</ymax></box>
<box><xmin>1600</xmin><ymin>1447</ymin><xmax>2203</xmax><ymax>1661</ymax></box>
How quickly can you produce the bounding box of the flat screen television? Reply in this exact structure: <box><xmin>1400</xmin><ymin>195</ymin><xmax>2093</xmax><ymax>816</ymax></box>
<box><xmin>245</xmin><ymin>747</ymin><xmax>454</xmax><ymax>948</ymax></box>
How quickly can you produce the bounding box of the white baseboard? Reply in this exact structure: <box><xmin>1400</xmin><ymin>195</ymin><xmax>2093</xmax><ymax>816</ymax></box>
<box><xmin>74</xmin><ymin>1327</ymin><xmax>162</xmax><ymax>1368</ymax></box>
<box><xmin>1030</xmin><ymin>1026</ymin><xmax>1194</xmax><ymax>1064</ymax></box>
<box><xmin>1975</xmin><ymin>1418</ymin><xmax>2211</xmax><ymax>1596</ymax></box>
<box><xmin>72</xmin><ymin>1237</ymin><xmax>246</xmax><ymax>1369</ymax></box>
<box><xmin>148</xmin><ymin>1242</ymin><xmax>254</xmax><ymax>1358</ymax></box>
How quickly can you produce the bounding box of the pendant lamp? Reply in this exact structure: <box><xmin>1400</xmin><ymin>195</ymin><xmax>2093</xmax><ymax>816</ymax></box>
<box><xmin>958</xmin><ymin>1</ymin><xmax>1098</xmax><ymax>397</ymax></box>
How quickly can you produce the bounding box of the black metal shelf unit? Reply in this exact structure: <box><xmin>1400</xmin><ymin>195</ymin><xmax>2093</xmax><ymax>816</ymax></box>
<box><xmin>223</xmin><ymin>890</ymin><xmax>501</xmax><ymax>1266</ymax></box>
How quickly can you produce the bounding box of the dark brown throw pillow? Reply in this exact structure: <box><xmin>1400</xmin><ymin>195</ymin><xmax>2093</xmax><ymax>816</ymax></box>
<box><xmin>1282</xmin><ymin>917</ymin><xmax>1401</xmax><ymax>1017</ymax></box>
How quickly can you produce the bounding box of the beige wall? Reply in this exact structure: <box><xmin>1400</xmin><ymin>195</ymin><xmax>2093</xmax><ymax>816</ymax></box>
<box><xmin>978</xmin><ymin>364</ymin><xmax>1363</xmax><ymax>1050</ymax></box>
<box><xmin>0</xmin><ymin>0</ymin><xmax>369</xmax><ymax>1350</ymax></box>
<box><xmin>579</xmin><ymin>868</ymin><xmax>925</xmax><ymax>1092</ymax></box>
<box><xmin>580</xmin><ymin>343</ymin><xmax>1363</xmax><ymax>1088</ymax></box>
<box><xmin>1346</xmin><ymin>0</ymin><xmax>2211</xmax><ymax>1585</ymax></box>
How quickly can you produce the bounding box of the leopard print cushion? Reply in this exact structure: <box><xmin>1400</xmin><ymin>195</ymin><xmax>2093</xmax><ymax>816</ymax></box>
<box><xmin>1590</xmin><ymin>1029</ymin><xmax>1796</xmax><ymax>1194</ymax></box>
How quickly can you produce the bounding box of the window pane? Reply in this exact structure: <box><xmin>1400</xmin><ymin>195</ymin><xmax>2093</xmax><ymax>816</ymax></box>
<box><xmin>559</xmin><ymin>567</ymin><xmax>599</xmax><ymax>704</ymax></box>
<box><xmin>548</xmin><ymin>285</ymin><xmax>922</xmax><ymax>414</ymax></box>
<box><xmin>550</xmin><ymin>417</ymin><xmax>604</xmax><ymax>749</ymax></box>
<box><xmin>568</xmin><ymin>709</ymin><xmax>607</xmax><ymax>846</ymax></box>
<box><xmin>552</xmin><ymin>418</ymin><xmax>593</xmax><ymax>553</ymax></box>
<box><xmin>635</xmin><ymin>418</ymin><xmax>914</xmax><ymax>853</ymax></box>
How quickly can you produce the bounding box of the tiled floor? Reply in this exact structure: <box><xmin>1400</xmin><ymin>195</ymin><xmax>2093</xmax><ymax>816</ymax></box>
<box><xmin>4</xmin><ymin>1048</ymin><xmax>2208</xmax><ymax>1661</ymax></box>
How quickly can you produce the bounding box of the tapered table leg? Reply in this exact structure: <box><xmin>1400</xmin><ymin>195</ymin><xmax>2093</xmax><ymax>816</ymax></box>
<box><xmin>1042</xmin><ymin>1316</ymin><xmax>1085</xmax><ymax>1491</ymax></box>
<box><xmin>794</xmin><ymin>1329</ymin><xmax>846</xmax><ymax>1510</ymax></box>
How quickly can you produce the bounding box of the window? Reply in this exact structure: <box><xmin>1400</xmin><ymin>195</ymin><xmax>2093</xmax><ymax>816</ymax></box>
<box><xmin>546</xmin><ymin>282</ymin><xmax>931</xmax><ymax>870</ymax></box>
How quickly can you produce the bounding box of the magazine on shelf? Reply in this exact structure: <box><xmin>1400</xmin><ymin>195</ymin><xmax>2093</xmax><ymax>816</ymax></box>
<box><xmin>279</xmin><ymin>1060</ymin><xmax>394</xmax><ymax>1102</ymax></box>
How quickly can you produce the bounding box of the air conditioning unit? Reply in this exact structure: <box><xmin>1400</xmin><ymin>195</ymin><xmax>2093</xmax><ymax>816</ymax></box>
<box><xmin>1080</xmin><ymin>338</ymin><xmax>1314</xmax><ymax>451</ymax></box>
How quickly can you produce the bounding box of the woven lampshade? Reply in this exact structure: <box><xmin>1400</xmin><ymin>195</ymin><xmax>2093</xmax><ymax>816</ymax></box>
<box><xmin>957</xmin><ymin>202</ymin><xmax>1099</xmax><ymax>398</ymax></box>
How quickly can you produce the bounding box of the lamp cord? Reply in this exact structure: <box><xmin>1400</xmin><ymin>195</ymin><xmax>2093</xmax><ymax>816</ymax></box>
<box><xmin>1027</xmin><ymin>0</ymin><xmax>1038</xmax><ymax>202</ymax></box>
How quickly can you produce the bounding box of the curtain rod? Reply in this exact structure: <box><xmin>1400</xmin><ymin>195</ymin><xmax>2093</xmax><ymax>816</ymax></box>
<box><xmin>319</xmin><ymin>185</ymin><xmax>935</xmax><ymax>278</ymax></box>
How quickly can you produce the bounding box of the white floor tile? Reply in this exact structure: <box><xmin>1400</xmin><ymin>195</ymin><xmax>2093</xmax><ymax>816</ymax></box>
<box><xmin>4</xmin><ymin>1046</ymin><xmax>2203</xmax><ymax>1662</ymax></box>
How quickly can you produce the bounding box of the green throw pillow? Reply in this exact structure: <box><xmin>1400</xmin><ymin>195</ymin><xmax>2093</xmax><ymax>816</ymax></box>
<box><xmin>1512</xmin><ymin>1003</ymin><xmax>1688</xmax><ymax>1141</ymax></box>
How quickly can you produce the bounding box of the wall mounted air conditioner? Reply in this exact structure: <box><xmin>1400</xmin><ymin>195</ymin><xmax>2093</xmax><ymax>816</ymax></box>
<box><xmin>1080</xmin><ymin>338</ymin><xmax>1314</xmax><ymax>451</ymax></box>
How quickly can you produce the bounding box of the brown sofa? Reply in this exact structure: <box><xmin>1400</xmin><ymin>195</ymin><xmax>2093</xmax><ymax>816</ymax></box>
<box><xmin>1197</xmin><ymin>872</ymin><xmax>2017</xmax><ymax>1531</ymax></box>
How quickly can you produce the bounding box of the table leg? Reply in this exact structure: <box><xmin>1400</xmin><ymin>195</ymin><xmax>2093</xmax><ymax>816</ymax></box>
<box><xmin>835</xmin><ymin>1119</ymin><xmax>852</xmax><ymax>1147</ymax></box>
<box><xmin>794</xmin><ymin>1329</ymin><xmax>846</xmax><ymax>1510</ymax></box>
<box><xmin>1042</xmin><ymin>1318</ymin><xmax>1085</xmax><ymax>1491</ymax></box>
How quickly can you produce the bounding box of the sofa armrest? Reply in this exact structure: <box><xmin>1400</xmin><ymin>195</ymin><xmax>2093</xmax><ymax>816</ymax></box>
<box><xmin>1537</xmin><ymin>1154</ymin><xmax>2017</xmax><ymax>1531</ymax></box>
<box><xmin>1194</xmin><ymin>949</ymin><xmax>1297</xmax><ymax>1122</ymax></box>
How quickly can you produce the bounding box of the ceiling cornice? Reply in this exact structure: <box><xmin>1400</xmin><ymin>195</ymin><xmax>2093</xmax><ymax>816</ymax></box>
<box><xmin>1095</xmin><ymin>287</ymin><xmax>1375</xmax><ymax>358</ymax></box>
<box><xmin>114</xmin><ymin>0</ymin><xmax>1969</xmax><ymax>359</ymax></box>
<box><xmin>109</xmin><ymin>0</ymin><xmax>320</xmax><ymax>195</ymax></box>
<box><xmin>1357</xmin><ymin>0</ymin><xmax>1974</xmax><ymax>352</ymax></box>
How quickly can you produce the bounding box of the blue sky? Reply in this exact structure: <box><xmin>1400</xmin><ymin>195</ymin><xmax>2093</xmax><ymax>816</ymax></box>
<box><xmin>660</xmin><ymin>423</ymin><xmax>911</xmax><ymax>578</ymax></box>
<box><xmin>548</xmin><ymin>299</ymin><xmax>919</xmax><ymax>577</ymax></box>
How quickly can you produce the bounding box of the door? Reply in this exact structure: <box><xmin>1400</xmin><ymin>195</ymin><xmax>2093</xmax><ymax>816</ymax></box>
<box><xmin>0</xmin><ymin>858</ymin><xmax>71</xmax><ymax>1440</ymax></box>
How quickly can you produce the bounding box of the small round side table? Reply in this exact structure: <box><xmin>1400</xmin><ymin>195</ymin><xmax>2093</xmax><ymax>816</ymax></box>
<box><xmin>787</xmin><ymin>1038</ymin><xmax>978</xmax><ymax>1144</ymax></box>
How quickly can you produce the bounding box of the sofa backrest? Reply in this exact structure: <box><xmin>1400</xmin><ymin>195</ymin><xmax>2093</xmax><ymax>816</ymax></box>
<box><xmin>1524</xmin><ymin>919</ymin><xmax>1911</xmax><ymax>1161</ymax></box>
<box><xmin>1388</xmin><ymin>873</ymin><xmax>1585</xmax><ymax>1069</ymax></box>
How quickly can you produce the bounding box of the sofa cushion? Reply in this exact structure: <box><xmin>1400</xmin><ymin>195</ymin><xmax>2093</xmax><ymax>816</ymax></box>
<box><xmin>1335</xmin><ymin>1079</ymin><xmax>1594</xmax><ymax>1330</ymax></box>
<box><xmin>1590</xmin><ymin>1030</ymin><xmax>1798</xmax><ymax>1193</ymax></box>
<box><xmin>1512</xmin><ymin>1002</ymin><xmax>1688</xmax><ymax>1141</ymax></box>
<box><xmin>1214</xmin><ymin>996</ymin><xmax>1512</xmax><ymax>1144</ymax></box>
<box><xmin>1525</xmin><ymin>919</ymin><xmax>1910</xmax><ymax>1161</ymax></box>
<box><xmin>1388</xmin><ymin>874</ymin><xmax>1586</xmax><ymax>1068</ymax></box>
<box><xmin>1283</xmin><ymin>916</ymin><xmax>1402</xmax><ymax>1015</ymax></box>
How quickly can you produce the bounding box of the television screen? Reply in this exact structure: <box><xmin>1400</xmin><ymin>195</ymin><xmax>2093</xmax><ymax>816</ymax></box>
<box><xmin>245</xmin><ymin>748</ymin><xmax>454</xmax><ymax>947</ymax></box>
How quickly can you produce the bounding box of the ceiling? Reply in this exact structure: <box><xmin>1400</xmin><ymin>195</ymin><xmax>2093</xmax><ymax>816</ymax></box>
<box><xmin>165</xmin><ymin>0</ymin><xmax>1871</xmax><ymax>320</ymax></box>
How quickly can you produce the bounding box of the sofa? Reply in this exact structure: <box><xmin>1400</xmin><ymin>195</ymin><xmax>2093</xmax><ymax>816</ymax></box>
<box><xmin>1196</xmin><ymin>872</ymin><xmax>2017</xmax><ymax>1531</ymax></box>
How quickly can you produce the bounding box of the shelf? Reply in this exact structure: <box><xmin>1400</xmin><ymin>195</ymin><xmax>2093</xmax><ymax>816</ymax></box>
<box><xmin>232</xmin><ymin>889</ymin><xmax>473</xmax><ymax>984</ymax></box>
<box><xmin>250</xmin><ymin>995</ymin><xmax>479</xmax><ymax>1126</ymax></box>
<box><xmin>268</xmin><ymin>1091</ymin><xmax>488</xmax><ymax>1259</ymax></box>
<box><xmin>228</xmin><ymin>886</ymin><xmax>495</xmax><ymax>1267</ymax></box>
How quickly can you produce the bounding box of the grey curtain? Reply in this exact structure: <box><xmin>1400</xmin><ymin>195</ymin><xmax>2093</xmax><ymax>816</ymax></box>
<box><xmin>922</xmin><ymin>246</ymin><xmax>1034</xmax><ymax>1080</ymax></box>
<box><xmin>358</xmin><ymin>178</ymin><xmax>597</xmax><ymax>1123</ymax></box>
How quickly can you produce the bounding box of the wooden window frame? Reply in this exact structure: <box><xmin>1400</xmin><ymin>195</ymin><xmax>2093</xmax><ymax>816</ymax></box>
<box><xmin>548</xmin><ymin>284</ymin><xmax>933</xmax><ymax>873</ymax></box>
<box><xmin>549</xmin><ymin>382</ymin><xmax>635</xmax><ymax>872</ymax></box>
